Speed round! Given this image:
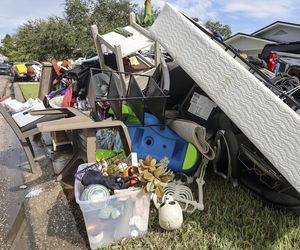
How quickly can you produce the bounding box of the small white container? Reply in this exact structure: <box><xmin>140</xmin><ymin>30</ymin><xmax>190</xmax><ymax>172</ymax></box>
<box><xmin>75</xmin><ymin>164</ymin><xmax>150</xmax><ymax>249</ymax></box>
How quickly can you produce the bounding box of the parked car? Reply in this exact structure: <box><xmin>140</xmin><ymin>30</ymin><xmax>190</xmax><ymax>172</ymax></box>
<box><xmin>0</xmin><ymin>62</ymin><xmax>11</xmax><ymax>75</ymax></box>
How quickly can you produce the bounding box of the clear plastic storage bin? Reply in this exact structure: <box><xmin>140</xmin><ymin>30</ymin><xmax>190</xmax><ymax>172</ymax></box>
<box><xmin>75</xmin><ymin>163</ymin><xmax>151</xmax><ymax>249</ymax></box>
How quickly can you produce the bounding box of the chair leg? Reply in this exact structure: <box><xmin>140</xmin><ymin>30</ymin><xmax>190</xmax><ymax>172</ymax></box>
<box><xmin>22</xmin><ymin>141</ymin><xmax>37</xmax><ymax>173</ymax></box>
<box><xmin>25</xmin><ymin>138</ymin><xmax>35</xmax><ymax>157</ymax></box>
<box><xmin>56</xmin><ymin>150</ymin><xmax>81</xmax><ymax>181</ymax></box>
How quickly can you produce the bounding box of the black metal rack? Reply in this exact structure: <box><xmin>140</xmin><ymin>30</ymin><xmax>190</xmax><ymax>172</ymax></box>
<box><xmin>88</xmin><ymin>68</ymin><xmax>168</xmax><ymax>125</ymax></box>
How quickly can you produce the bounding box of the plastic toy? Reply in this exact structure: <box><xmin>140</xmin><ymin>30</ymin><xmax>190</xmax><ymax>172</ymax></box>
<box><xmin>164</xmin><ymin>157</ymin><xmax>209</xmax><ymax>213</ymax></box>
<box><xmin>127</xmin><ymin>113</ymin><xmax>201</xmax><ymax>173</ymax></box>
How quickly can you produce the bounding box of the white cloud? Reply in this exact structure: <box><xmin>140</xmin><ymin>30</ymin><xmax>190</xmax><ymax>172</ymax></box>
<box><xmin>222</xmin><ymin>0</ymin><xmax>296</xmax><ymax>18</ymax></box>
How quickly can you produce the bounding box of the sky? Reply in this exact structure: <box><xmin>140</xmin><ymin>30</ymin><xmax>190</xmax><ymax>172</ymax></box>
<box><xmin>1</xmin><ymin>0</ymin><xmax>300</xmax><ymax>41</ymax></box>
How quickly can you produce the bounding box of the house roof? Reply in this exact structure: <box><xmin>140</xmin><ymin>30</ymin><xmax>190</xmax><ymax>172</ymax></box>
<box><xmin>225</xmin><ymin>33</ymin><xmax>277</xmax><ymax>43</ymax></box>
<box><xmin>252</xmin><ymin>21</ymin><xmax>300</xmax><ymax>36</ymax></box>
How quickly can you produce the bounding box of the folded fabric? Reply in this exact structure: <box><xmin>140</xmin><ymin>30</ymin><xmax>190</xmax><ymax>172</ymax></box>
<box><xmin>167</xmin><ymin>119</ymin><xmax>215</xmax><ymax>160</ymax></box>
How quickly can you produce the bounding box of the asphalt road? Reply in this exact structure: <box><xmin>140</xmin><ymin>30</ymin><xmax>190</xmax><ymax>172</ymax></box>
<box><xmin>0</xmin><ymin>75</ymin><xmax>26</xmax><ymax>248</ymax></box>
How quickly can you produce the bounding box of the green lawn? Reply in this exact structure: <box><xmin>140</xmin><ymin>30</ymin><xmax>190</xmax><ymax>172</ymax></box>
<box><xmin>18</xmin><ymin>83</ymin><xmax>40</xmax><ymax>101</ymax></box>
<box><xmin>66</xmin><ymin>168</ymin><xmax>300</xmax><ymax>250</ymax></box>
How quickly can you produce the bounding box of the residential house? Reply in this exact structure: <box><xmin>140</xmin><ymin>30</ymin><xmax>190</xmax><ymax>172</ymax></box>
<box><xmin>225</xmin><ymin>21</ymin><xmax>300</xmax><ymax>56</ymax></box>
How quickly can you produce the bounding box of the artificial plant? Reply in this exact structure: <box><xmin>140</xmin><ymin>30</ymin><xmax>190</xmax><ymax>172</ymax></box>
<box><xmin>139</xmin><ymin>155</ymin><xmax>173</xmax><ymax>198</ymax></box>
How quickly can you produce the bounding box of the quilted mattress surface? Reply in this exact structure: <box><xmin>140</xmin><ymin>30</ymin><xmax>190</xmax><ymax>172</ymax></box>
<box><xmin>150</xmin><ymin>4</ymin><xmax>300</xmax><ymax>193</ymax></box>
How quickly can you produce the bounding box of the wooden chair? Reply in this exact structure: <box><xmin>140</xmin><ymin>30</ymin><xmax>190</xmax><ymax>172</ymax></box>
<box><xmin>35</xmin><ymin>114</ymin><xmax>132</xmax><ymax>181</ymax></box>
<box><xmin>1</xmin><ymin>104</ymin><xmax>132</xmax><ymax>179</ymax></box>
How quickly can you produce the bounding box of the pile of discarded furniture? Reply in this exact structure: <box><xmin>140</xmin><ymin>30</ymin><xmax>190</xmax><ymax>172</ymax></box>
<box><xmin>1</xmin><ymin>4</ymin><xmax>300</xmax><ymax>249</ymax></box>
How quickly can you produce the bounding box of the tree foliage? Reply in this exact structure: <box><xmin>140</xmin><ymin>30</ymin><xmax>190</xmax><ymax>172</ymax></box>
<box><xmin>12</xmin><ymin>17</ymin><xmax>75</xmax><ymax>61</ymax></box>
<box><xmin>0</xmin><ymin>0</ymin><xmax>136</xmax><ymax>61</ymax></box>
<box><xmin>64</xmin><ymin>0</ymin><xmax>93</xmax><ymax>57</ymax></box>
<box><xmin>0</xmin><ymin>35</ymin><xmax>15</xmax><ymax>57</ymax></box>
<box><xmin>91</xmin><ymin>0</ymin><xmax>136</xmax><ymax>34</ymax></box>
<box><xmin>205</xmin><ymin>20</ymin><xmax>232</xmax><ymax>39</ymax></box>
<box><xmin>0</xmin><ymin>1</ymin><xmax>233</xmax><ymax>62</ymax></box>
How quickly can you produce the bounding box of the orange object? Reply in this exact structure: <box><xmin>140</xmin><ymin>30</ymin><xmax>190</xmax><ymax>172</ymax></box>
<box><xmin>27</xmin><ymin>66</ymin><xmax>35</xmax><ymax>76</ymax></box>
<box><xmin>123</xmin><ymin>166</ymin><xmax>139</xmax><ymax>185</ymax></box>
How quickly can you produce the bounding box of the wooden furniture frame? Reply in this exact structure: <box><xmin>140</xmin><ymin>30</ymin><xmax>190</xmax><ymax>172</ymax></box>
<box><xmin>0</xmin><ymin>106</ymin><xmax>76</xmax><ymax>173</ymax></box>
<box><xmin>0</xmin><ymin>106</ymin><xmax>92</xmax><ymax>173</ymax></box>
<box><xmin>91</xmin><ymin>12</ymin><xmax>160</xmax><ymax>86</ymax></box>
<box><xmin>35</xmin><ymin>114</ymin><xmax>131</xmax><ymax>180</ymax></box>
<box><xmin>38</xmin><ymin>62</ymin><xmax>57</xmax><ymax>104</ymax></box>
<box><xmin>1</xmin><ymin>103</ymin><xmax>132</xmax><ymax>180</ymax></box>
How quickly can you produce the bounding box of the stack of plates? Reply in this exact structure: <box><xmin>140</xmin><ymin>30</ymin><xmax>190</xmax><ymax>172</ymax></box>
<box><xmin>80</xmin><ymin>184</ymin><xmax>110</xmax><ymax>201</ymax></box>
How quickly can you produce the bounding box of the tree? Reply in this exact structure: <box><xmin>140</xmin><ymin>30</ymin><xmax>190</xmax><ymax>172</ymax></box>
<box><xmin>11</xmin><ymin>17</ymin><xmax>76</xmax><ymax>61</ymax></box>
<box><xmin>91</xmin><ymin>0</ymin><xmax>137</xmax><ymax>34</ymax></box>
<box><xmin>1</xmin><ymin>0</ymin><xmax>140</xmax><ymax>61</ymax></box>
<box><xmin>64</xmin><ymin>0</ymin><xmax>137</xmax><ymax>57</ymax></box>
<box><xmin>0</xmin><ymin>34</ymin><xmax>16</xmax><ymax>60</ymax></box>
<box><xmin>205</xmin><ymin>20</ymin><xmax>232</xmax><ymax>39</ymax></box>
<box><xmin>64</xmin><ymin>0</ymin><xmax>93</xmax><ymax>57</ymax></box>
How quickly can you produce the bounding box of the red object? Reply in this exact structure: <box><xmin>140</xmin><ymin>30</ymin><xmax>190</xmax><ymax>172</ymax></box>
<box><xmin>123</xmin><ymin>57</ymin><xmax>130</xmax><ymax>65</ymax></box>
<box><xmin>62</xmin><ymin>82</ymin><xmax>73</xmax><ymax>107</ymax></box>
<box><xmin>51</xmin><ymin>59</ymin><xmax>62</xmax><ymax>76</ymax></box>
<box><xmin>268</xmin><ymin>53</ymin><xmax>277</xmax><ymax>72</ymax></box>
<box><xmin>0</xmin><ymin>96</ymin><xmax>11</xmax><ymax>102</ymax></box>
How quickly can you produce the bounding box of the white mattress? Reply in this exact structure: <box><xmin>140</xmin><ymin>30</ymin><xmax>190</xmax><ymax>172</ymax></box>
<box><xmin>150</xmin><ymin>4</ymin><xmax>300</xmax><ymax>193</ymax></box>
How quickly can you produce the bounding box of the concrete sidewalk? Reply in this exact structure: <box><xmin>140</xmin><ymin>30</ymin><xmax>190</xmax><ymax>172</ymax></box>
<box><xmin>0</xmin><ymin>76</ymin><xmax>86</xmax><ymax>249</ymax></box>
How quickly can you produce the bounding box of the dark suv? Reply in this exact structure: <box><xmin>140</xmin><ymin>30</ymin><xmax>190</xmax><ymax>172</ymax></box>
<box><xmin>0</xmin><ymin>62</ymin><xmax>11</xmax><ymax>75</ymax></box>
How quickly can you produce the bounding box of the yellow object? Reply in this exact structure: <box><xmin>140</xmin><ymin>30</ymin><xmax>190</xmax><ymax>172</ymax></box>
<box><xmin>129</xmin><ymin>56</ymin><xmax>140</xmax><ymax>66</ymax></box>
<box><xmin>15</xmin><ymin>64</ymin><xmax>27</xmax><ymax>74</ymax></box>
